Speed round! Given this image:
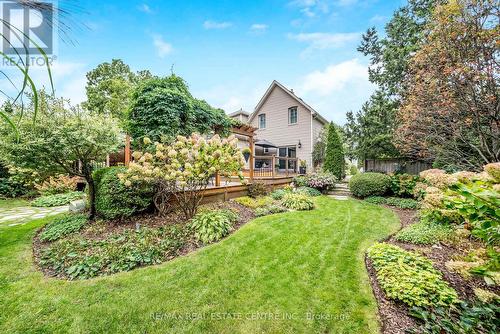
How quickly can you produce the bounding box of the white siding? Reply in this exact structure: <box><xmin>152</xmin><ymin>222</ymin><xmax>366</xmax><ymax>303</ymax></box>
<box><xmin>250</xmin><ymin>86</ymin><xmax>314</xmax><ymax>167</ymax></box>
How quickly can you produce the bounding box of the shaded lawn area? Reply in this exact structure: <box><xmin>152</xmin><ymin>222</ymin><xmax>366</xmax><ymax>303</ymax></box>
<box><xmin>0</xmin><ymin>197</ymin><xmax>399</xmax><ymax>334</ymax></box>
<box><xmin>0</xmin><ymin>198</ymin><xmax>29</xmax><ymax>210</ymax></box>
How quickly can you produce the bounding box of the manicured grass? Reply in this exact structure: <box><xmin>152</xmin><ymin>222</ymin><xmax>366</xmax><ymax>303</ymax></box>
<box><xmin>0</xmin><ymin>198</ymin><xmax>29</xmax><ymax>210</ymax></box>
<box><xmin>0</xmin><ymin>197</ymin><xmax>399</xmax><ymax>333</ymax></box>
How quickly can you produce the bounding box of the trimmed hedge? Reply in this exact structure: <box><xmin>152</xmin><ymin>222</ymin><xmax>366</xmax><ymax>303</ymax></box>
<box><xmin>94</xmin><ymin>167</ymin><xmax>153</xmax><ymax>220</ymax></box>
<box><xmin>349</xmin><ymin>172</ymin><xmax>391</xmax><ymax>198</ymax></box>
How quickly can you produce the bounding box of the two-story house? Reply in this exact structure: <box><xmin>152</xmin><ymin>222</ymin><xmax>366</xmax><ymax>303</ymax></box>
<box><xmin>231</xmin><ymin>80</ymin><xmax>328</xmax><ymax>173</ymax></box>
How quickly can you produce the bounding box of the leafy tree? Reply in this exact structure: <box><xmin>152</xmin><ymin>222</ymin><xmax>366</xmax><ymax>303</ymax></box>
<box><xmin>0</xmin><ymin>96</ymin><xmax>120</xmax><ymax>219</ymax></box>
<box><xmin>127</xmin><ymin>75</ymin><xmax>232</xmax><ymax>145</ymax></box>
<box><xmin>346</xmin><ymin>0</ymin><xmax>443</xmax><ymax>160</ymax></box>
<box><xmin>82</xmin><ymin>59</ymin><xmax>154</xmax><ymax>120</ymax></box>
<box><xmin>324</xmin><ymin>122</ymin><xmax>345</xmax><ymax>180</ymax></box>
<box><xmin>395</xmin><ymin>0</ymin><xmax>500</xmax><ymax>171</ymax></box>
<box><xmin>345</xmin><ymin>91</ymin><xmax>400</xmax><ymax>160</ymax></box>
<box><xmin>312</xmin><ymin>124</ymin><xmax>329</xmax><ymax>167</ymax></box>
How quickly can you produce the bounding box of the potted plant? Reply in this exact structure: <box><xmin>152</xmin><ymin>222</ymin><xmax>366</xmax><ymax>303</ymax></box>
<box><xmin>299</xmin><ymin>160</ymin><xmax>307</xmax><ymax>174</ymax></box>
<box><xmin>242</xmin><ymin>147</ymin><xmax>251</xmax><ymax>162</ymax></box>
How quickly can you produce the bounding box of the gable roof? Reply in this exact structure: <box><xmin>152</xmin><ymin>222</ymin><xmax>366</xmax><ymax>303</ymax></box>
<box><xmin>228</xmin><ymin>108</ymin><xmax>250</xmax><ymax>117</ymax></box>
<box><xmin>249</xmin><ymin>80</ymin><xmax>328</xmax><ymax>125</ymax></box>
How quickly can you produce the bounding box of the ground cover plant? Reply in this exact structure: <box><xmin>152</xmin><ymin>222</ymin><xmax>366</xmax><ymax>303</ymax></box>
<box><xmin>40</xmin><ymin>224</ymin><xmax>189</xmax><ymax>279</ymax></box>
<box><xmin>364</xmin><ymin>196</ymin><xmax>419</xmax><ymax>209</ymax></box>
<box><xmin>233</xmin><ymin>196</ymin><xmax>273</xmax><ymax>209</ymax></box>
<box><xmin>38</xmin><ymin>214</ymin><xmax>88</xmax><ymax>242</ymax></box>
<box><xmin>367</xmin><ymin>243</ymin><xmax>459</xmax><ymax>307</ymax></box>
<box><xmin>1</xmin><ymin>197</ymin><xmax>399</xmax><ymax>333</ymax></box>
<box><xmin>395</xmin><ymin>221</ymin><xmax>454</xmax><ymax>245</ymax></box>
<box><xmin>31</xmin><ymin>191</ymin><xmax>84</xmax><ymax>207</ymax></box>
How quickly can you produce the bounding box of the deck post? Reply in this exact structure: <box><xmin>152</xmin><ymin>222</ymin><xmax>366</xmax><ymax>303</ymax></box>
<box><xmin>272</xmin><ymin>155</ymin><xmax>276</xmax><ymax>178</ymax></box>
<box><xmin>286</xmin><ymin>158</ymin><xmax>289</xmax><ymax>177</ymax></box>
<box><xmin>106</xmin><ymin>154</ymin><xmax>110</xmax><ymax>167</ymax></box>
<box><xmin>249</xmin><ymin>137</ymin><xmax>254</xmax><ymax>181</ymax></box>
<box><xmin>125</xmin><ymin>134</ymin><xmax>131</xmax><ymax>167</ymax></box>
<box><xmin>215</xmin><ymin>172</ymin><xmax>221</xmax><ymax>187</ymax></box>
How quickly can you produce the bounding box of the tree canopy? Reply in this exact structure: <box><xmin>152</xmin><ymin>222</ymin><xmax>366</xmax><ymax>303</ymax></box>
<box><xmin>0</xmin><ymin>94</ymin><xmax>121</xmax><ymax>218</ymax></box>
<box><xmin>126</xmin><ymin>75</ymin><xmax>232</xmax><ymax>146</ymax></box>
<box><xmin>395</xmin><ymin>0</ymin><xmax>499</xmax><ymax>171</ymax></box>
<box><xmin>345</xmin><ymin>0</ymin><xmax>442</xmax><ymax>160</ymax></box>
<box><xmin>82</xmin><ymin>59</ymin><xmax>155</xmax><ymax>120</ymax></box>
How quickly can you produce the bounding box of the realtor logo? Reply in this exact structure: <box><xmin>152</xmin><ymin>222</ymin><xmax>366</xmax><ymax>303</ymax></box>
<box><xmin>1</xmin><ymin>0</ymin><xmax>54</xmax><ymax>55</ymax></box>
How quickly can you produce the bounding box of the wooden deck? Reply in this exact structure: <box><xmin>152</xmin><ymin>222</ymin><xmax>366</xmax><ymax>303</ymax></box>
<box><xmin>201</xmin><ymin>177</ymin><xmax>294</xmax><ymax>203</ymax></box>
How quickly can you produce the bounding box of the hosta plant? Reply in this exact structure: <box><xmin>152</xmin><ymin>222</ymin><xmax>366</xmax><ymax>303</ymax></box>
<box><xmin>281</xmin><ymin>193</ymin><xmax>314</xmax><ymax>211</ymax></box>
<box><xmin>190</xmin><ymin>209</ymin><xmax>237</xmax><ymax>244</ymax></box>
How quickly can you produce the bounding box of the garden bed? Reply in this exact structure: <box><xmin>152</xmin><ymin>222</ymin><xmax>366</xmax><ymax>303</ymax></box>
<box><xmin>367</xmin><ymin>207</ymin><xmax>500</xmax><ymax>334</ymax></box>
<box><xmin>33</xmin><ymin>201</ymin><xmax>255</xmax><ymax>280</ymax></box>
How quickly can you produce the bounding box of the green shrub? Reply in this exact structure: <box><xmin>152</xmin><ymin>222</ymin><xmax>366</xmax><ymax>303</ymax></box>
<box><xmin>281</xmin><ymin>193</ymin><xmax>314</xmax><ymax>211</ymax></box>
<box><xmin>234</xmin><ymin>196</ymin><xmax>273</xmax><ymax>209</ymax></box>
<box><xmin>31</xmin><ymin>191</ymin><xmax>84</xmax><ymax>207</ymax></box>
<box><xmin>390</xmin><ymin>174</ymin><xmax>420</xmax><ymax>198</ymax></box>
<box><xmin>248</xmin><ymin>181</ymin><xmax>269</xmax><ymax>198</ymax></box>
<box><xmin>349</xmin><ymin>172</ymin><xmax>391</xmax><ymax>198</ymax></box>
<box><xmin>292</xmin><ymin>176</ymin><xmax>308</xmax><ymax>187</ymax></box>
<box><xmin>190</xmin><ymin>209</ymin><xmax>237</xmax><ymax>244</ymax></box>
<box><xmin>364</xmin><ymin>196</ymin><xmax>387</xmax><ymax>205</ymax></box>
<box><xmin>255</xmin><ymin>205</ymin><xmax>288</xmax><ymax>217</ymax></box>
<box><xmin>293</xmin><ymin>173</ymin><xmax>337</xmax><ymax>193</ymax></box>
<box><xmin>304</xmin><ymin>172</ymin><xmax>337</xmax><ymax>193</ymax></box>
<box><xmin>409</xmin><ymin>301</ymin><xmax>500</xmax><ymax>334</ymax></box>
<box><xmin>395</xmin><ymin>222</ymin><xmax>454</xmax><ymax>245</ymax></box>
<box><xmin>349</xmin><ymin>164</ymin><xmax>359</xmax><ymax>176</ymax></box>
<box><xmin>39</xmin><ymin>214</ymin><xmax>88</xmax><ymax>242</ymax></box>
<box><xmin>445</xmin><ymin>181</ymin><xmax>500</xmax><ymax>245</ymax></box>
<box><xmin>294</xmin><ymin>186</ymin><xmax>322</xmax><ymax>197</ymax></box>
<box><xmin>385</xmin><ymin>197</ymin><xmax>420</xmax><ymax>209</ymax></box>
<box><xmin>40</xmin><ymin>225</ymin><xmax>188</xmax><ymax>279</ymax></box>
<box><xmin>95</xmin><ymin>167</ymin><xmax>153</xmax><ymax>220</ymax></box>
<box><xmin>367</xmin><ymin>243</ymin><xmax>459</xmax><ymax>307</ymax></box>
<box><xmin>270</xmin><ymin>188</ymin><xmax>288</xmax><ymax>200</ymax></box>
<box><xmin>35</xmin><ymin>175</ymin><xmax>78</xmax><ymax>195</ymax></box>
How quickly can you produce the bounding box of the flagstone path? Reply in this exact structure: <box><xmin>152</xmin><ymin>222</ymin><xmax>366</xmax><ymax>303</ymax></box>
<box><xmin>0</xmin><ymin>206</ymin><xmax>68</xmax><ymax>227</ymax></box>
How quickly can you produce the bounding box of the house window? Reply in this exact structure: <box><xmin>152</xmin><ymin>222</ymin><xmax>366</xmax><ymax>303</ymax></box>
<box><xmin>258</xmin><ymin>114</ymin><xmax>266</xmax><ymax>129</ymax></box>
<box><xmin>288</xmin><ymin>107</ymin><xmax>298</xmax><ymax>124</ymax></box>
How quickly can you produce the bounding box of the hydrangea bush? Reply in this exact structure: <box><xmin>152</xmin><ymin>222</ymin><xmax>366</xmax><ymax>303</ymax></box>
<box><xmin>119</xmin><ymin>134</ymin><xmax>245</xmax><ymax>219</ymax></box>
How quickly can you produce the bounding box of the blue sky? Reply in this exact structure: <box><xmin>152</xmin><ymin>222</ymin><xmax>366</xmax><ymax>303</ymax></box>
<box><xmin>5</xmin><ymin>0</ymin><xmax>405</xmax><ymax>124</ymax></box>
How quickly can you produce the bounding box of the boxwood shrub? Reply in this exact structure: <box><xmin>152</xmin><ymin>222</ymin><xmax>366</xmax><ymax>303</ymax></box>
<box><xmin>349</xmin><ymin>172</ymin><xmax>391</xmax><ymax>198</ymax></box>
<box><xmin>94</xmin><ymin>167</ymin><xmax>153</xmax><ymax>220</ymax></box>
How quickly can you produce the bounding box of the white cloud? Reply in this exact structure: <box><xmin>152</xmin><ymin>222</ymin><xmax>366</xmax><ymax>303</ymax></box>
<box><xmin>138</xmin><ymin>4</ymin><xmax>153</xmax><ymax>14</ymax></box>
<box><xmin>295</xmin><ymin>58</ymin><xmax>375</xmax><ymax>124</ymax></box>
<box><xmin>336</xmin><ymin>0</ymin><xmax>358</xmax><ymax>6</ymax></box>
<box><xmin>250</xmin><ymin>23</ymin><xmax>268</xmax><ymax>34</ymax></box>
<box><xmin>203</xmin><ymin>20</ymin><xmax>233</xmax><ymax>30</ymax></box>
<box><xmin>152</xmin><ymin>34</ymin><xmax>173</xmax><ymax>58</ymax></box>
<box><xmin>0</xmin><ymin>61</ymin><xmax>89</xmax><ymax>106</ymax></box>
<box><xmin>196</xmin><ymin>82</ymin><xmax>268</xmax><ymax>114</ymax></box>
<box><xmin>288</xmin><ymin>32</ymin><xmax>360</xmax><ymax>56</ymax></box>
<box><xmin>370</xmin><ymin>14</ymin><xmax>387</xmax><ymax>23</ymax></box>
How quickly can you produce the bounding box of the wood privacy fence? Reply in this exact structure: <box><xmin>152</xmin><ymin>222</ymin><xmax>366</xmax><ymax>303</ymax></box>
<box><xmin>364</xmin><ymin>159</ymin><xmax>432</xmax><ymax>175</ymax></box>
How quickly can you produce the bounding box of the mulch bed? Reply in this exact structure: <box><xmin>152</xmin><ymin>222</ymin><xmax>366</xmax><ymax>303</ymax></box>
<box><xmin>33</xmin><ymin>201</ymin><xmax>255</xmax><ymax>279</ymax></box>
<box><xmin>367</xmin><ymin>206</ymin><xmax>499</xmax><ymax>334</ymax></box>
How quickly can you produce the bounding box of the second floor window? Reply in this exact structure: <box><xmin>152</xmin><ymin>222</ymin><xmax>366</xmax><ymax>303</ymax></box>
<box><xmin>289</xmin><ymin>107</ymin><xmax>298</xmax><ymax>124</ymax></box>
<box><xmin>258</xmin><ymin>114</ymin><xmax>266</xmax><ymax>129</ymax></box>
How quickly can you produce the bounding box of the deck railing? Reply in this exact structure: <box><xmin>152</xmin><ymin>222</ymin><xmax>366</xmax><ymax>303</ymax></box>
<box><xmin>253</xmin><ymin>155</ymin><xmax>298</xmax><ymax>178</ymax></box>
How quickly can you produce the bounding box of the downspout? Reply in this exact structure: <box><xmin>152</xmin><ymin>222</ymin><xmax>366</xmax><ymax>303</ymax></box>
<box><xmin>310</xmin><ymin>113</ymin><xmax>314</xmax><ymax>170</ymax></box>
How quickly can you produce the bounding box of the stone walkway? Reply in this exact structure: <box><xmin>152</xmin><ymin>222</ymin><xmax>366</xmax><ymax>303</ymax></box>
<box><xmin>0</xmin><ymin>206</ymin><xmax>69</xmax><ymax>227</ymax></box>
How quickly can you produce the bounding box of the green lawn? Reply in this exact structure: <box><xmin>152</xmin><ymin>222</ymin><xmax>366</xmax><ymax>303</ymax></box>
<box><xmin>0</xmin><ymin>198</ymin><xmax>29</xmax><ymax>209</ymax></box>
<box><xmin>0</xmin><ymin>197</ymin><xmax>399</xmax><ymax>333</ymax></box>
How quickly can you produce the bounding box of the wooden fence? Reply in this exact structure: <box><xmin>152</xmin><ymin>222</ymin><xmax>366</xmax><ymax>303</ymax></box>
<box><xmin>364</xmin><ymin>159</ymin><xmax>432</xmax><ymax>175</ymax></box>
